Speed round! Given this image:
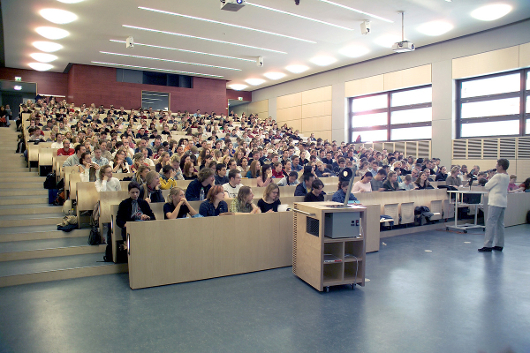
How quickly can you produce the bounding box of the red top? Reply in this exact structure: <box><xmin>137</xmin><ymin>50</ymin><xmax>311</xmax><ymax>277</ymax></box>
<box><xmin>57</xmin><ymin>148</ymin><xmax>75</xmax><ymax>156</ymax></box>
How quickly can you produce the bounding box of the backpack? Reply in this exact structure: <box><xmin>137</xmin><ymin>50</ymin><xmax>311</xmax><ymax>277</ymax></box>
<box><xmin>88</xmin><ymin>226</ymin><xmax>100</xmax><ymax>245</ymax></box>
<box><xmin>43</xmin><ymin>172</ymin><xmax>57</xmax><ymax>189</ymax></box>
<box><xmin>53</xmin><ymin>189</ymin><xmax>66</xmax><ymax>206</ymax></box>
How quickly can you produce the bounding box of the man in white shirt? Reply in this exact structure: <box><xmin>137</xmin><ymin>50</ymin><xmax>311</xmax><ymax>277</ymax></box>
<box><xmin>223</xmin><ymin>169</ymin><xmax>242</xmax><ymax>199</ymax></box>
<box><xmin>478</xmin><ymin>159</ymin><xmax>510</xmax><ymax>252</ymax></box>
<box><xmin>51</xmin><ymin>133</ymin><xmax>64</xmax><ymax>149</ymax></box>
<box><xmin>95</xmin><ymin>165</ymin><xmax>121</xmax><ymax>192</ymax></box>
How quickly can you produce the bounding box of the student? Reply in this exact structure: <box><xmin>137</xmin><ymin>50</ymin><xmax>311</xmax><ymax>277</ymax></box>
<box><xmin>116</xmin><ymin>182</ymin><xmax>156</xmax><ymax>243</ymax></box>
<box><xmin>446</xmin><ymin>166</ymin><xmax>463</xmax><ymax>187</ymax></box>
<box><xmin>414</xmin><ymin>171</ymin><xmax>434</xmax><ymax>190</ymax></box>
<box><xmin>95</xmin><ymin>164</ymin><xmax>121</xmax><ymax>191</ymax></box>
<box><xmin>222</xmin><ymin>169</ymin><xmax>242</xmax><ymax>199</ymax></box>
<box><xmin>246</xmin><ymin>160</ymin><xmax>261</xmax><ymax>178</ymax></box>
<box><xmin>370</xmin><ymin>169</ymin><xmax>387</xmax><ymax>191</ymax></box>
<box><xmin>199</xmin><ymin>185</ymin><xmax>230</xmax><ymax>217</ymax></box>
<box><xmin>295</xmin><ymin>171</ymin><xmax>315</xmax><ymax>197</ymax></box>
<box><xmin>214</xmin><ymin>163</ymin><xmax>229</xmax><ymax>185</ymax></box>
<box><xmin>507</xmin><ymin>175</ymin><xmax>518</xmax><ymax>192</ymax></box>
<box><xmin>352</xmin><ymin>172</ymin><xmax>372</xmax><ymax>193</ymax></box>
<box><xmin>399</xmin><ymin>174</ymin><xmax>416</xmax><ymax>191</ymax></box>
<box><xmin>257</xmin><ymin>164</ymin><xmax>273</xmax><ymax>187</ymax></box>
<box><xmin>331</xmin><ymin>180</ymin><xmax>359</xmax><ymax>203</ymax></box>
<box><xmin>382</xmin><ymin>171</ymin><xmax>400</xmax><ymax>191</ymax></box>
<box><xmin>230</xmin><ymin>186</ymin><xmax>260</xmax><ymax>214</ymax></box>
<box><xmin>257</xmin><ymin>183</ymin><xmax>281</xmax><ymax>213</ymax></box>
<box><xmin>186</xmin><ymin>168</ymin><xmax>215</xmax><ymax>201</ymax></box>
<box><xmin>304</xmin><ymin>179</ymin><xmax>325</xmax><ymax>202</ymax></box>
<box><xmin>435</xmin><ymin>166</ymin><xmax>448</xmax><ymax>182</ymax></box>
<box><xmin>140</xmin><ymin>171</ymin><xmax>164</xmax><ymax>202</ymax></box>
<box><xmin>164</xmin><ymin>187</ymin><xmax>198</xmax><ymax>219</ymax></box>
<box><xmin>277</xmin><ymin>171</ymin><xmax>299</xmax><ymax>187</ymax></box>
<box><xmin>159</xmin><ymin>165</ymin><xmax>178</xmax><ymax>190</ymax></box>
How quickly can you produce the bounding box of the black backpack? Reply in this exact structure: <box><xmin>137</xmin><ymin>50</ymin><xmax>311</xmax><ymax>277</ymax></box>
<box><xmin>88</xmin><ymin>226</ymin><xmax>100</xmax><ymax>245</ymax></box>
<box><xmin>43</xmin><ymin>172</ymin><xmax>57</xmax><ymax>189</ymax></box>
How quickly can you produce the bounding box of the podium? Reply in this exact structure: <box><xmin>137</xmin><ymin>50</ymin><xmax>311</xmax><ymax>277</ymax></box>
<box><xmin>292</xmin><ymin>202</ymin><xmax>366</xmax><ymax>292</ymax></box>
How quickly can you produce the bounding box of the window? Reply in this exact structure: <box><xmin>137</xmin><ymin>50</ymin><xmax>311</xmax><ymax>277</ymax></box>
<box><xmin>348</xmin><ymin>85</ymin><xmax>432</xmax><ymax>143</ymax></box>
<box><xmin>456</xmin><ymin>69</ymin><xmax>529</xmax><ymax>138</ymax></box>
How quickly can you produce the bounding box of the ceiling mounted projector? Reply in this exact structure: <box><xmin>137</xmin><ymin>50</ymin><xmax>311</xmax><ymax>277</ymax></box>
<box><xmin>220</xmin><ymin>0</ymin><xmax>245</xmax><ymax>11</ymax></box>
<box><xmin>393</xmin><ymin>11</ymin><xmax>415</xmax><ymax>53</ymax></box>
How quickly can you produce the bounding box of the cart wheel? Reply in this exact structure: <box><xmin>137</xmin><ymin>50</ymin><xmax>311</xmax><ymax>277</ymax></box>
<box><xmin>325</xmin><ymin>287</ymin><xmax>329</xmax><ymax>293</ymax></box>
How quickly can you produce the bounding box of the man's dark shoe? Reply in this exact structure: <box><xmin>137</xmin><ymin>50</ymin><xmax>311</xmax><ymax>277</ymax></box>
<box><xmin>492</xmin><ymin>246</ymin><xmax>503</xmax><ymax>251</ymax></box>
<box><xmin>478</xmin><ymin>247</ymin><xmax>492</xmax><ymax>252</ymax></box>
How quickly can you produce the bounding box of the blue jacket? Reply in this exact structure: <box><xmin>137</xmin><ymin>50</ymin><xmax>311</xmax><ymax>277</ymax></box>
<box><xmin>331</xmin><ymin>189</ymin><xmax>358</xmax><ymax>203</ymax></box>
<box><xmin>185</xmin><ymin>179</ymin><xmax>212</xmax><ymax>201</ymax></box>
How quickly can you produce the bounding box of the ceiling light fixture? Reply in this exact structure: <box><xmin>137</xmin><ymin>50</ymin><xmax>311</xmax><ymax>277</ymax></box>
<box><xmin>138</xmin><ymin>7</ymin><xmax>316</xmax><ymax>43</ymax></box>
<box><xmin>99</xmin><ymin>51</ymin><xmax>240</xmax><ymax>71</ymax></box>
<box><xmin>471</xmin><ymin>3</ymin><xmax>512</xmax><ymax>21</ymax></box>
<box><xmin>91</xmin><ymin>61</ymin><xmax>224</xmax><ymax>78</ymax></box>
<box><xmin>109</xmin><ymin>40</ymin><xmax>255</xmax><ymax>62</ymax></box>
<box><xmin>245</xmin><ymin>2</ymin><xmax>353</xmax><ymax>30</ymax></box>
<box><xmin>30</xmin><ymin>53</ymin><xmax>58</xmax><ymax>63</ymax></box>
<box><xmin>35</xmin><ymin>26</ymin><xmax>69</xmax><ymax>40</ymax></box>
<box><xmin>57</xmin><ymin>0</ymin><xmax>85</xmax><ymax>3</ymax></box>
<box><xmin>285</xmin><ymin>64</ymin><xmax>310</xmax><ymax>74</ymax></box>
<box><xmin>28</xmin><ymin>63</ymin><xmax>53</xmax><ymax>71</ymax></box>
<box><xmin>228</xmin><ymin>84</ymin><xmax>248</xmax><ymax>91</ymax></box>
<box><xmin>245</xmin><ymin>78</ymin><xmax>266</xmax><ymax>86</ymax></box>
<box><xmin>417</xmin><ymin>20</ymin><xmax>453</xmax><ymax>36</ymax></box>
<box><xmin>14</xmin><ymin>86</ymin><xmax>23</xmax><ymax>91</ymax></box>
<box><xmin>317</xmin><ymin>0</ymin><xmax>394</xmax><ymax>23</ymax></box>
<box><xmin>39</xmin><ymin>8</ymin><xmax>78</xmax><ymax>24</ymax></box>
<box><xmin>339</xmin><ymin>45</ymin><xmax>370</xmax><ymax>58</ymax></box>
<box><xmin>263</xmin><ymin>72</ymin><xmax>286</xmax><ymax>80</ymax></box>
<box><xmin>310</xmin><ymin>55</ymin><xmax>337</xmax><ymax>66</ymax></box>
<box><xmin>122</xmin><ymin>25</ymin><xmax>287</xmax><ymax>54</ymax></box>
<box><xmin>32</xmin><ymin>41</ymin><xmax>63</xmax><ymax>52</ymax></box>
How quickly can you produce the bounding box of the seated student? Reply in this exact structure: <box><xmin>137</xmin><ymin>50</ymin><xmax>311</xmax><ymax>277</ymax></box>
<box><xmin>277</xmin><ymin>171</ymin><xmax>299</xmax><ymax>187</ymax></box>
<box><xmin>414</xmin><ymin>171</ymin><xmax>434</xmax><ymax>190</ymax></box>
<box><xmin>370</xmin><ymin>169</ymin><xmax>387</xmax><ymax>192</ymax></box>
<box><xmin>78</xmin><ymin>152</ymin><xmax>98</xmax><ymax>182</ymax></box>
<box><xmin>271</xmin><ymin>161</ymin><xmax>285</xmax><ymax>179</ymax></box>
<box><xmin>223</xmin><ymin>169</ymin><xmax>242</xmax><ymax>199</ymax></box>
<box><xmin>446</xmin><ymin>166</ymin><xmax>463</xmax><ymax>187</ymax></box>
<box><xmin>331</xmin><ymin>180</ymin><xmax>359</xmax><ymax>203</ymax></box>
<box><xmin>230</xmin><ymin>186</ymin><xmax>260</xmax><ymax>214</ymax></box>
<box><xmin>139</xmin><ymin>171</ymin><xmax>164</xmax><ymax>202</ymax></box>
<box><xmin>132</xmin><ymin>165</ymin><xmax>150</xmax><ymax>185</ymax></box>
<box><xmin>246</xmin><ymin>160</ymin><xmax>261</xmax><ymax>179</ymax></box>
<box><xmin>507</xmin><ymin>175</ymin><xmax>519</xmax><ymax>192</ymax></box>
<box><xmin>257</xmin><ymin>183</ymin><xmax>281</xmax><ymax>213</ymax></box>
<box><xmin>304</xmin><ymin>179</ymin><xmax>325</xmax><ymax>202</ymax></box>
<box><xmin>164</xmin><ymin>187</ymin><xmax>198</xmax><ymax>219</ymax></box>
<box><xmin>352</xmin><ymin>172</ymin><xmax>372</xmax><ymax>193</ymax></box>
<box><xmin>116</xmin><ymin>182</ymin><xmax>156</xmax><ymax>243</ymax></box>
<box><xmin>257</xmin><ymin>164</ymin><xmax>273</xmax><ymax>187</ymax></box>
<box><xmin>399</xmin><ymin>174</ymin><xmax>416</xmax><ymax>191</ymax></box>
<box><xmin>199</xmin><ymin>185</ymin><xmax>230</xmax><ymax>217</ymax></box>
<box><xmin>95</xmin><ymin>165</ymin><xmax>122</xmax><ymax>192</ymax></box>
<box><xmin>295</xmin><ymin>167</ymin><xmax>315</xmax><ymax>197</ymax></box>
<box><xmin>57</xmin><ymin>139</ymin><xmax>75</xmax><ymax>156</ymax></box>
<box><xmin>435</xmin><ymin>166</ymin><xmax>448</xmax><ymax>181</ymax></box>
<box><xmin>159</xmin><ymin>165</ymin><xmax>178</xmax><ymax>190</ymax></box>
<box><xmin>477</xmin><ymin>171</ymin><xmax>488</xmax><ymax>186</ymax></box>
<box><xmin>315</xmin><ymin>161</ymin><xmax>334</xmax><ymax>178</ymax></box>
<box><xmin>185</xmin><ymin>168</ymin><xmax>215</xmax><ymax>201</ymax></box>
<box><xmin>214</xmin><ymin>163</ymin><xmax>229</xmax><ymax>185</ymax></box>
<box><xmin>515</xmin><ymin>177</ymin><xmax>530</xmax><ymax>192</ymax></box>
<box><xmin>382</xmin><ymin>171</ymin><xmax>400</xmax><ymax>191</ymax></box>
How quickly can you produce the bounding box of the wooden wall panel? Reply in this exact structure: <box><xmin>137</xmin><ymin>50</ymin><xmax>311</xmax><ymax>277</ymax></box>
<box><xmin>277</xmin><ymin>106</ymin><xmax>301</xmax><ymax>122</ymax></box>
<box><xmin>384</xmin><ymin>65</ymin><xmax>432</xmax><ymax>91</ymax></box>
<box><xmin>302</xmin><ymin>116</ymin><xmax>331</xmax><ymax>132</ymax></box>
<box><xmin>301</xmin><ymin>86</ymin><xmax>332</xmax><ymax>104</ymax></box>
<box><xmin>519</xmin><ymin>42</ymin><xmax>530</xmax><ymax>68</ymax></box>
<box><xmin>301</xmin><ymin>101</ymin><xmax>332</xmax><ymax>119</ymax></box>
<box><xmin>345</xmin><ymin>75</ymin><xmax>384</xmax><ymax>97</ymax></box>
<box><xmin>452</xmin><ymin>46</ymin><xmax>520</xmax><ymax>79</ymax></box>
<box><xmin>277</xmin><ymin>92</ymin><xmax>302</xmax><ymax>109</ymax></box>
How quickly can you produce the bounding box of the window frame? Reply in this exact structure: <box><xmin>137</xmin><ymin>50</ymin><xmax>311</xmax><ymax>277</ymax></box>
<box><xmin>348</xmin><ymin>85</ymin><xmax>432</xmax><ymax>143</ymax></box>
<box><xmin>456</xmin><ymin>68</ymin><xmax>529</xmax><ymax>139</ymax></box>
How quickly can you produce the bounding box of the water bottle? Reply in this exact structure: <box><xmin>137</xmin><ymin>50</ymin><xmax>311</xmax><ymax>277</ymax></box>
<box><xmin>200</xmin><ymin>188</ymin><xmax>205</xmax><ymax>201</ymax></box>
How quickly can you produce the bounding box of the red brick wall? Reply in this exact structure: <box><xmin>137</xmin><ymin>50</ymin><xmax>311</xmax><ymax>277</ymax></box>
<box><xmin>226</xmin><ymin>89</ymin><xmax>251</xmax><ymax>102</ymax></box>
<box><xmin>0</xmin><ymin>67</ymin><xmax>68</xmax><ymax>97</ymax></box>
<box><xmin>67</xmin><ymin>64</ymin><xmax>228</xmax><ymax>113</ymax></box>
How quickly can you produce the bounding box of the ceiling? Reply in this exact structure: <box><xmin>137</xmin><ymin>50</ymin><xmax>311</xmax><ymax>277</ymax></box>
<box><xmin>3</xmin><ymin>0</ymin><xmax>530</xmax><ymax>92</ymax></box>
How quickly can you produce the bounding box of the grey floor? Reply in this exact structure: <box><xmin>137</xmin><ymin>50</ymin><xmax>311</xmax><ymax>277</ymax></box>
<box><xmin>0</xmin><ymin>225</ymin><xmax>529</xmax><ymax>353</ymax></box>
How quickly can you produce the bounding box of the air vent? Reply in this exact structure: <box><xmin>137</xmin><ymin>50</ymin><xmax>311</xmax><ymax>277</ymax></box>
<box><xmin>418</xmin><ymin>140</ymin><xmax>431</xmax><ymax>159</ymax></box>
<box><xmin>483</xmin><ymin>139</ymin><xmax>498</xmax><ymax>159</ymax></box>
<box><xmin>394</xmin><ymin>141</ymin><xmax>405</xmax><ymax>155</ymax></box>
<box><xmin>518</xmin><ymin>137</ymin><xmax>530</xmax><ymax>159</ymax></box>
<box><xmin>383</xmin><ymin>142</ymin><xmax>394</xmax><ymax>152</ymax></box>
<box><xmin>499</xmin><ymin>138</ymin><xmax>516</xmax><ymax>159</ymax></box>
<box><xmin>453</xmin><ymin>140</ymin><xmax>467</xmax><ymax>159</ymax></box>
<box><xmin>405</xmin><ymin>141</ymin><xmax>416</xmax><ymax>157</ymax></box>
<box><xmin>467</xmin><ymin>139</ymin><xmax>482</xmax><ymax>159</ymax></box>
<box><xmin>373</xmin><ymin>143</ymin><xmax>383</xmax><ymax>152</ymax></box>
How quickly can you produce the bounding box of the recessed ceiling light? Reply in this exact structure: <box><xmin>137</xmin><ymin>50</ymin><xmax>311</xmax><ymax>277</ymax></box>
<box><xmin>14</xmin><ymin>86</ymin><xmax>23</xmax><ymax>91</ymax></box>
<box><xmin>285</xmin><ymin>65</ymin><xmax>310</xmax><ymax>74</ymax></box>
<box><xmin>245</xmin><ymin>78</ymin><xmax>266</xmax><ymax>86</ymax></box>
<box><xmin>35</xmin><ymin>26</ymin><xmax>69</xmax><ymax>40</ymax></box>
<box><xmin>263</xmin><ymin>72</ymin><xmax>286</xmax><ymax>80</ymax></box>
<box><xmin>32</xmin><ymin>41</ymin><xmax>63</xmax><ymax>52</ymax></box>
<box><xmin>28</xmin><ymin>63</ymin><xmax>53</xmax><ymax>71</ymax></box>
<box><xmin>245</xmin><ymin>2</ymin><xmax>353</xmax><ymax>30</ymax></box>
<box><xmin>310</xmin><ymin>56</ymin><xmax>337</xmax><ymax>66</ymax></box>
<box><xmin>100</xmin><ymin>51</ymin><xmax>240</xmax><ymax>71</ymax></box>
<box><xmin>374</xmin><ymin>34</ymin><xmax>402</xmax><ymax>48</ymax></box>
<box><xmin>39</xmin><ymin>9</ymin><xmax>78</xmax><ymax>24</ymax></box>
<box><xmin>228</xmin><ymin>84</ymin><xmax>248</xmax><ymax>91</ymax></box>
<box><xmin>339</xmin><ymin>45</ymin><xmax>370</xmax><ymax>58</ymax></box>
<box><xmin>30</xmin><ymin>53</ymin><xmax>58</xmax><ymax>63</ymax></box>
<box><xmin>109</xmin><ymin>39</ymin><xmax>255</xmax><ymax>62</ymax></box>
<box><xmin>123</xmin><ymin>25</ymin><xmax>287</xmax><ymax>54</ymax></box>
<box><xmin>317</xmin><ymin>0</ymin><xmax>394</xmax><ymax>23</ymax></box>
<box><xmin>91</xmin><ymin>61</ymin><xmax>224</xmax><ymax>78</ymax></box>
<box><xmin>138</xmin><ymin>7</ymin><xmax>315</xmax><ymax>44</ymax></box>
<box><xmin>417</xmin><ymin>21</ymin><xmax>453</xmax><ymax>36</ymax></box>
<box><xmin>57</xmin><ymin>0</ymin><xmax>85</xmax><ymax>3</ymax></box>
<box><xmin>471</xmin><ymin>3</ymin><xmax>512</xmax><ymax>21</ymax></box>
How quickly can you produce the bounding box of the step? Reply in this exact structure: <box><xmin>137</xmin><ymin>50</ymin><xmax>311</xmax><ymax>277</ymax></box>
<box><xmin>0</xmin><ymin>189</ymin><xmax>48</xmax><ymax>197</ymax></box>
<box><xmin>0</xmin><ymin>176</ymin><xmax>43</xmax><ymax>183</ymax></box>
<box><xmin>0</xmin><ymin>172</ymin><xmax>39</xmax><ymax>177</ymax></box>
<box><xmin>0</xmin><ymin>204</ymin><xmax>61</xmax><ymax>215</ymax></box>
<box><xmin>0</xmin><ymin>182</ymin><xmax>43</xmax><ymax>189</ymax></box>
<box><xmin>0</xmin><ymin>253</ymin><xmax>127</xmax><ymax>287</ymax></box>
<box><xmin>0</xmin><ymin>167</ymin><xmax>29</xmax><ymax>173</ymax></box>
<box><xmin>0</xmin><ymin>214</ymin><xmax>64</xmax><ymax>228</ymax></box>
<box><xmin>0</xmin><ymin>240</ymin><xmax>105</xmax><ymax>262</ymax></box>
<box><xmin>0</xmin><ymin>225</ymin><xmax>90</xmax><ymax>242</ymax></box>
<box><xmin>0</xmin><ymin>196</ymin><xmax>48</xmax><ymax>205</ymax></box>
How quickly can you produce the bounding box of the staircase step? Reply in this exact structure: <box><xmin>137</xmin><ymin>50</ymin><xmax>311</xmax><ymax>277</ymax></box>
<box><xmin>0</xmin><ymin>196</ymin><xmax>48</xmax><ymax>205</ymax></box>
<box><xmin>0</xmin><ymin>214</ymin><xmax>64</xmax><ymax>227</ymax></box>
<box><xmin>0</xmin><ymin>167</ymin><xmax>29</xmax><ymax>173</ymax></box>
<box><xmin>0</xmin><ymin>172</ymin><xmax>39</xmax><ymax>177</ymax></box>
<box><xmin>0</xmin><ymin>176</ymin><xmax>43</xmax><ymax>182</ymax></box>
<box><xmin>0</xmin><ymin>204</ymin><xmax>61</xmax><ymax>215</ymax></box>
<box><xmin>0</xmin><ymin>182</ymin><xmax>43</xmax><ymax>189</ymax></box>
<box><xmin>0</xmin><ymin>225</ymin><xmax>89</xmax><ymax>242</ymax></box>
<box><xmin>0</xmin><ymin>189</ymin><xmax>48</xmax><ymax>197</ymax></box>
<box><xmin>0</xmin><ymin>241</ymin><xmax>105</xmax><ymax>262</ymax></box>
<box><xmin>0</xmin><ymin>253</ymin><xmax>127</xmax><ymax>287</ymax></box>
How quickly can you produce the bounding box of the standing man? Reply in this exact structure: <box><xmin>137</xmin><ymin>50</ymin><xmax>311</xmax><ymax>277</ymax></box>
<box><xmin>478</xmin><ymin>159</ymin><xmax>510</xmax><ymax>252</ymax></box>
